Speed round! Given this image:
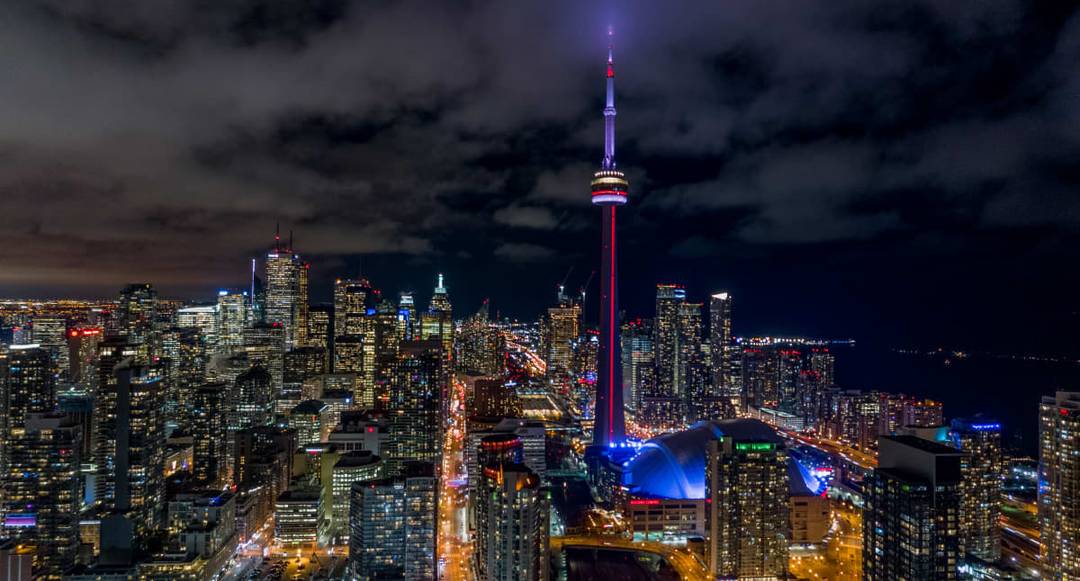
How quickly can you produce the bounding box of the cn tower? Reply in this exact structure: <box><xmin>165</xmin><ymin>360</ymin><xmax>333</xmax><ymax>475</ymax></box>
<box><xmin>591</xmin><ymin>26</ymin><xmax>629</xmax><ymax>447</ymax></box>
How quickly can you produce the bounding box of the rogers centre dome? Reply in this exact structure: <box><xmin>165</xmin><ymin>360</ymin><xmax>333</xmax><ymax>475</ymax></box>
<box><xmin>624</xmin><ymin>418</ymin><xmax>820</xmax><ymax>499</ymax></box>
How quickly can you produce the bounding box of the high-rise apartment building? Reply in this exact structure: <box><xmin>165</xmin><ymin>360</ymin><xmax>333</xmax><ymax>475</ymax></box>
<box><xmin>653</xmin><ymin>284</ymin><xmax>684</xmax><ymax>404</ymax></box>
<box><xmin>159</xmin><ymin>326</ymin><xmax>204</xmax><ymax>430</ymax></box>
<box><xmin>677</xmin><ymin>301</ymin><xmax>706</xmax><ymax>417</ymax></box>
<box><xmin>474</xmin><ymin>462</ymin><xmax>548</xmax><ymax>581</ymax></box>
<box><xmin>242</xmin><ymin>322</ymin><xmax>286</xmax><ymax>397</ymax></box>
<box><xmin>177</xmin><ymin>305</ymin><xmax>218</xmax><ymax>352</ymax></box>
<box><xmin>620</xmin><ymin>318</ymin><xmax>653</xmax><ymax>412</ymax></box>
<box><xmin>66</xmin><ymin>326</ymin><xmax>102</xmax><ymax>392</ymax></box>
<box><xmin>741</xmin><ymin>346</ymin><xmax>778</xmax><ymax>411</ymax></box>
<box><xmin>708</xmin><ymin>292</ymin><xmax>734</xmax><ymax>399</ymax></box>
<box><xmin>4</xmin><ymin>346</ymin><xmax>56</xmax><ymax>453</ymax></box>
<box><xmin>1</xmin><ymin>413</ymin><xmax>83</xmax><ymax>580</ymax></box>
<box><xmin>31</xmin><ymin>317</ymin><xmax>68</xmax><ymax>379</ymax></box>
<box><xmin>1039</xmin><ymin>391</ymin><xmax>1080</xmax><ymax>578</ymax></box>
<box><xmin>290</xmin><ymin>400</ymin><xmax>330</xmax><ymax>446</ymax></box>
<box><xmin>192</xmin><ymin>383</ymin><xmax>228</xmax><ymax>486</ymax></box>
<box><xmin>904</xmin><ymin>398</ymin><xmax>944</xmax><ymax>428</ymax></box>
<box><xmin>457</xmin><ymin>301</ymin><xmax>500</xmax><ymax>376</ymax></box>
<box><xmin>863</xmin><ymin>435</ymin><xmax>962</xmax><ymax>580</ymax></box>
<box><xmin>386</xmin><ymin>341</ymin><xmax>444</xmax><ymax>470</ymax></box>
<box><xmin>470</xmin><ymin>377</ymin><xmax>521</xmax><ymax>418</ymax></box>
<box><xmin>115</xmin><ymin>283</ymin><xmax>157</xmax><ymax>344</ymax></box>
<box><xmin>348</xmin><ymin>462</ymin><xmax>437</xmax><ymax>580</ymax></box>
<box><xmin>328</xmin><ymin>451</ymin><xmax>383</xmax><ymax>544</ymax></box>
<box><xmin>96</xmin><ymin>361</ymin><xmax>167</xmax><ymax>539</ymax></box>
<box><xmin>706</xmin><ymin>437</ymin><xmax>789</xmax><ymax>579</ymax></box>
<box><xmin>949</xmin><ymin>417</ymin><xmax>1002</xmax><ymax>561</ymax></box>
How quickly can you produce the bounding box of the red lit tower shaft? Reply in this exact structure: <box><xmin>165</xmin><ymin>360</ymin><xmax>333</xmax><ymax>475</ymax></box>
<box><xmin>591</xmin><ymin>28</ymin><xmax>629</xmax><ymax>447</ymax></box>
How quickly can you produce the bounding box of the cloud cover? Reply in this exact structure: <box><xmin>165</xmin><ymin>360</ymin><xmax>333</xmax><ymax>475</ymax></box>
<box><xmin>0</xmin><ymin>0</ymin><xmax>1078</xmax><ymax>330</ymax></box>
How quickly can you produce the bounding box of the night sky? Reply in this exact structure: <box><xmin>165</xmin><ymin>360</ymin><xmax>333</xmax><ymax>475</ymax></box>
<box><xmin>2</xmin><ymin>1</ymin><xmax>1080</xmax><ymax>354</ymax></box>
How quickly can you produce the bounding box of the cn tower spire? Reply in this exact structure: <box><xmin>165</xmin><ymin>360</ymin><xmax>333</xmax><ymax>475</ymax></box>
<box><xmin>603</xmin><ymin>25</ymin><xmax>617</xmax><ymax>170</ymax></box>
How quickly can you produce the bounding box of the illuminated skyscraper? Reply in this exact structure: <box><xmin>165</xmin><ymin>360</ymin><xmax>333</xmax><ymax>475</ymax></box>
<box><xmin>228</xmin><ymin>365</ymin><xmax>274</xmax><ymax>472</ymax></box>
<box><xmin>216</xmin><ymin>289</ymin><xmax>248</xmax><ymax>352</ymax></box>
<box><xmin>1039</xmin><ymin>391</ymin><xmax>1080</xmax><ymax>578</ymax></box>
<box><xmin>192</xmin><ymin>383</ymin><xmax>228</xmax><ymax>486</ymax></box>
<box><xmin>115</xmin><ymin>283</ymin><xmax>157</xmax><ymax>344</ymax></box>
<box><xmin>591</xmin><ymin>28</ymin><xmax>630</xmax><ymax>447</ymax></box>
<box><xmin>373</xmin><ymin>299</ymin><xmax>403</xmax><ymax>371</ymax></box>
<box><xmin>4</xmin><ymin>346</ymin><xmax>56</xmax><ymax>449</ymax></box>
<box><xmin>333</xmin><ymin>278</ymin><xmax>371</xmax><ymax>339</ymax></box>
<box><xmin>903</xmin><ymin>398</ymin><xmax>944</xmax><ymax>428</ymax></box>
<box><xmin>949</xmin><ymin>418</ymin><xmax>1002</xmax><ymax>561</ymax></box>
<box><xmin>420</xmin><ymin>274</ymin><xmax>453</xmax><ymax>359</ymax></box>
<box><xmin>864</xmin><ymin>435</ymin><xmax>962</xmax><ymax>580</ymax></box>
<box><xmin>470</xmin><ymin>378</ymin><xmax>521</xmax><ymax>418</ymax></box>
<box><xmin>637</xmin><ymin>286</ymin><xmax>701</xmax><ymax>431</ymax></box>
<box><xmin>159</xmin><ymin>326</ymin><xmax>204</xmax><ymax>430</ymax></box>
<box><xmin>242</xmin><ymin>322</ymin><xmax>286</xmax><ymax>397</ymax></box>
<box><xmin>290</xmin><ymin>400</ymin><xmax>330</xmax><ymax>446</ymax></box>
<box><xmin>544</xmin><ymin>291</ymin><xmax>581</xmax><ymax>380</ymax></box>
<box><xmin>457</xmin><ymin>301</ymin><xmax>500</xmax><ymax>376</ymax></box>
<box><xmin>31</xmin><ymin>317</ymin><xmax>68</xmax><ymax>379</ymax></box>
<box><xmin>1</xmin><ymin>413</ymin><xmax>83</xmax><ymax>580</ymax></box>
<box><xmin>741</xmin><ymin>346</ymin><xmax>778</xmax><ymax>411</ymax></box>
<box><xmin>348</xmin><ymin>462</ymin><xmax>436</xmax><ymax>580</ymax></box>
<box><xmin>306</xmin><ymin>304</ymin><xmax>332</xmax><ymax>368</ymax></box>
<box><xmin>677</xmin><ymin>301</ymin><xmax>706</xmax><ymax>419</ymax></box>
<box><xmin>176</xmin><ymin>305</ymin><xmax>217</xmax><ymax>349</ymax></box>
<box><xmin>708</xmin><ymin>293</ymin><xmax>734</xmax><ymax>399</ymax></box>
<box><xmin>386</xmin><ymin>340</ymin><xmax>444</xmax><ymax>470</ymax></box>
<box><xmin>706</xmin><ymin>436</ymin><xmax>789</xmax><ymax>579</ymax></box>
<box><xmin>66</xmin><ymin>326</ymin><xmax>102</xmax><ymax>393</ymax></box>
<box><xmin>620</xmin><ymin>318</ymin><xmax>653</xmax><ymax>412</ymax></box>
<box><xmin>474</xmin><ymin>461</ymin><xmax>548</xmax><ymax>581</ymax></box>
<box><xmin>776</xmin><ymin>348</ymin><xmax>802</xmax><ymax>414</ymax></box>
<box><xmin>265</xmin><ymin>230</ymin><xmax>309</xmax><ymax>350</ymax></box>
<box><xmin>96</xmin><ymin>361</ymin><xmax>166</xmax><ymax>538</ymax></box>
<box><xmin>328</xmin><ymin>452</ymin><xmax>383</xmax><ymax>544</ymax></box>
<box><xmin>397</xmin><ymin>292</ymin><xmax>417</xmax><ymax>341</ymax></box>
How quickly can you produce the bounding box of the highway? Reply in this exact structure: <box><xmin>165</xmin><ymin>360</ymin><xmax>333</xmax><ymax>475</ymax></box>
<box><xmin>1000</xmin><ymin>496</ymin><xmax>1041</xmax><ymax>574</ymax></box>
<box><xmin>438</xmin><ymin>375</ymin><xmax>474</xmax><ymax>580</ymax></box>
<box><xmin>779</xmin><ymin>429</ymin><xmax>877</xmax><ymax>470</ymax></box>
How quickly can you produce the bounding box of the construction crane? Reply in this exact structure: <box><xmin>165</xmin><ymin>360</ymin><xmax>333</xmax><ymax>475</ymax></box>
<box><xmin>557</xmin><ymin>266</ymin><xmax>575</xmax><ymax>303</ymax></box>
<box><xmin>579</xmin><ymin>269</ymin><xmax>596</xmax><ymax>331</ymax></box>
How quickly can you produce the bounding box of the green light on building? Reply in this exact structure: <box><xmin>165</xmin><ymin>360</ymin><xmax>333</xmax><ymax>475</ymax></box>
<box><xmin>735</xmin><ymin>442</ymin><xmax>776</xmax><ymax>452</ymax></box>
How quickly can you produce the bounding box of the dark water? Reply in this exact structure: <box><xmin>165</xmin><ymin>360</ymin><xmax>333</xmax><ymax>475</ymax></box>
<box><xmin>833</xmin><ymin>343</ymin><xmax>1080</xmax><ymax>456</ymax></box>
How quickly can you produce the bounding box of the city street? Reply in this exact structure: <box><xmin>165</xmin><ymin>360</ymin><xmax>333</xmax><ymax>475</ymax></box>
<box><xmin>789</xmin><ymin>500</ymin><xmax>862</xmax><ymax>581</ymax></box>
<box><xmin>438</xmin><ymin>375</ymin><xmax>474</xmax><ymax>580</ymax></box>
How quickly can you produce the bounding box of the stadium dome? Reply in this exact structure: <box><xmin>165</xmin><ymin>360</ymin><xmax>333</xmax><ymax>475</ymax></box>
<box><xmin>624</xmin><ymin>418</ymin><xmax>787</xmax><ymax>499</ymax></box>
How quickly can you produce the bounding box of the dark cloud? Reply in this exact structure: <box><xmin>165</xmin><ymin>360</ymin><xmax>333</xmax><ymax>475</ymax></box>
<box><xmin>1</xmin><ymin>0</ymin><xmax>1079</xmax><ymax>350</ymax></box>
<box><xmin>492</xmin><ymin>243</ymin><xmax>556</xmax><ymax>261</ymax></box>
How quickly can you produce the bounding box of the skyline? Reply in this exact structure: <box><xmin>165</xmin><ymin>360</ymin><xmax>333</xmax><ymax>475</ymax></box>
<box><xmin>2</xmin><ymin>2</ymin><xmax>1080</xmax><ymax>356</ymax></box>
<box><xmin>1</xmin><ymin>4</ymin><xmax>1077</xmax><ymax>579</ymax></box>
